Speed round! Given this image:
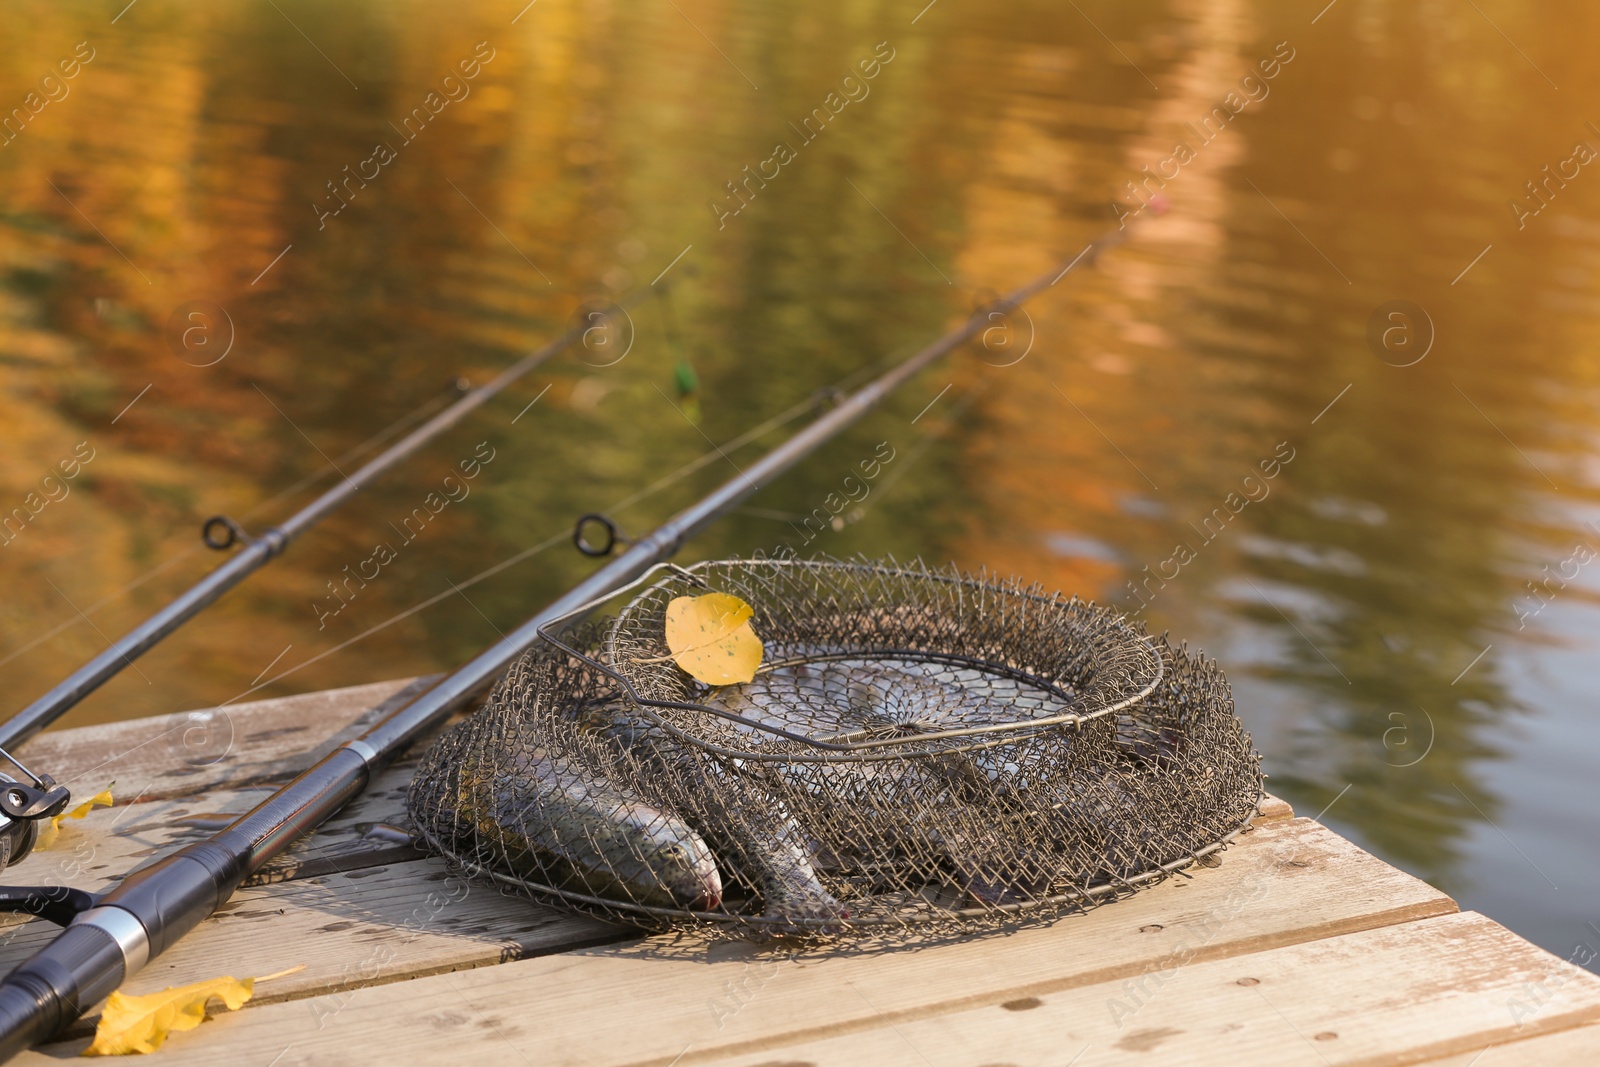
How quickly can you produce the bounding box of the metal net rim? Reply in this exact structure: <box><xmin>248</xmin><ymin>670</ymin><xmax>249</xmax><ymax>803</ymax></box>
<box><xmin>538</xmin><ymin>557</ymin><xmax>1170</xmax><ymax>759</ymax></box>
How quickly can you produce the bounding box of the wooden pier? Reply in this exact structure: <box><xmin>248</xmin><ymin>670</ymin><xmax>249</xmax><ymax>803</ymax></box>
<box><xmin>3</xmin><ymin>678</ymin><xmax>1597</xmax><ymax>1065</ymax></box>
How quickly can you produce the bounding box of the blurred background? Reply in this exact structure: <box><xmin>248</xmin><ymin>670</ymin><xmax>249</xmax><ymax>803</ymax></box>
<box><xmin>2</xmin><ymin>0</ymin><xmax>1598</xmax><ymax>971</ymax></box>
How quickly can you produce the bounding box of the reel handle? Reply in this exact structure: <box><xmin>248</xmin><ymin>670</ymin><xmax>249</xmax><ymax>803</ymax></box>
<box><xmin>0</xmin><ymin>781</ymin><xmax>69</xmax><ymax>822</ymax></box>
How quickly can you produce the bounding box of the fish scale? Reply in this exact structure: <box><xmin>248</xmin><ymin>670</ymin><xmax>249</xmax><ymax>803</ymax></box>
<box><xmin>579</xmin><ymin>703</ymin><xmax>850</xmax><ymax>930</ymax></box>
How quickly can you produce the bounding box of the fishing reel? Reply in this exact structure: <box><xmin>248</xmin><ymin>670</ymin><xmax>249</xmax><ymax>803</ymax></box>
<box><xmin>0</xmin><ymin>749</ymin><xmax>71</xmax><ymax>874</ymax></box>
<box><xmin>0</xmin><ymin>750</ymin><xmax>99</xmax><ymax>928</ymax></box>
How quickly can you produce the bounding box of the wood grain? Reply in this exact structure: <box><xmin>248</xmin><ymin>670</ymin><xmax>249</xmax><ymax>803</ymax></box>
<box><xmin>0</xmin><ymin>759</ymin><xmax>427</xmax><ymax>908</ymax></box>
<box><xmin>5</xmin><ymin>760</ymin><xmax>1293</xmax><ymax>896</ymax></box>
<box><xmin>1258</xmin><ymin>793</ymin><xmax>1293</xmax><ymax>821</ymax></box>
<box><xmin>705</xmin><ymin>912</ymin><xmax>1600</xmax><ymax>1067</ymax></box>
<box><xmin>12</xmin><ymin>689</ymin><xmax>1532</xmax><ymax>1067</ymax></box>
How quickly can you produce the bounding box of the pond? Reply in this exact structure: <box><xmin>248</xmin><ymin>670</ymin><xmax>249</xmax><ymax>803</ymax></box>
<box><xmin>2</xmin><ymin>0</ymin><xmax>1597</xmax><ymax>972</ymax></box>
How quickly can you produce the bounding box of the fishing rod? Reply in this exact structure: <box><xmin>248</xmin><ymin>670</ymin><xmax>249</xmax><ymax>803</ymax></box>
<box><xmin>0</xmin><ymin>217</ymin><xmax>1138</xmax><ymax>1061</ymax></box>
<box><xmin>0</xmin><ymin>297</ymin><xmax>639</xmax><ymax>868</ymax></box>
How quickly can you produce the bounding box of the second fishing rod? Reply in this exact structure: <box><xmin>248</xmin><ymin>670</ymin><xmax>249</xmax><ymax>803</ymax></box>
<box><xmin>0</xmin><ymin>216</ymin><xmax>1139</xmax><ymax>1061</ymax></box>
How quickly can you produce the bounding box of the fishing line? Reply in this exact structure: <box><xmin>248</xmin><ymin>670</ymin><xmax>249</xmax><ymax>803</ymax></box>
<box><xmin>240</xmin><ymin>381</ymin><xmax>470</xmax><ymax>520</ymax></box>
<box><xmin>735</xmin><ymin>380</ymin><xmax>988</xmax><ymax>530</ymax></box>
<box><xmin>0</xmin><ymin>301</ymin><xmax>633</xmax><ymax>758</ymax></box>
<box><xmin>152</xmin><ymin>281</ymin><xmax>1076</xmax><ymax>719</ymax></box>
<box><xmin>39</xmin><ymin>335</ymin><xmax>900</xmax><ymax>804</ymax></box>
<box><xmin>44</xmin><ymin>371</ymin><xmax>904</xmax><ymax>800</ymax></box>
<box><xmin>850</xmin><ymin>380</ymin><xmax>987</xmax><ymax>523</ymax></box>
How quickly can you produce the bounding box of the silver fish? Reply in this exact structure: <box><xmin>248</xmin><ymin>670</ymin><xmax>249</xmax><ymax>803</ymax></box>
<box><xmin>580</xmin><ymin>704</ymin><xmax>850</xmax><ymax>930</ymax></box>
<box><xmin>452</xmin><ymin>734</ymin><xmax>723</xmax><ymax>911</ymax></box>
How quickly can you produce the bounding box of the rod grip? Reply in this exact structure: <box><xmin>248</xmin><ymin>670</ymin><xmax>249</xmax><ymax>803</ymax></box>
<box><xmin>0</xmin><ymin>833</ymin><xmax>252</xmax><ymax>1060</ymax></box>
<box><xmin>0</xmin><ymin>923</ymin><xmax>126</xmax><ymax>1062</ymax></box>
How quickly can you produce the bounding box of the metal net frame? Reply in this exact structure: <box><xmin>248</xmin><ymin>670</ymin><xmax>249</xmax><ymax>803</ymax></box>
<box><xmin>408</xmin><ymin>557</ymin><xmax>1264</xmax><ymax>940</ymax></box>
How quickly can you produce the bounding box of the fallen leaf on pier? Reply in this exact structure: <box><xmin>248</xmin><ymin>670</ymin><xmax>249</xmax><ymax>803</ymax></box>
<box><xmin>84</xmin><ymin>966</ymin><xmax>304</xmax><ymax>1055</ymax></box>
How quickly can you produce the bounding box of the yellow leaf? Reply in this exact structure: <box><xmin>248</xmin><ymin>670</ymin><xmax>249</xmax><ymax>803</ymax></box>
<box><xmin>35</xmin><ymin>783</ymin><xmax>113</xmax><ymax>851</ymax></box>
<box><xmin>664</xmin><ymin>592</ymin><xmax>764</xmax><ymax>686</ymax></box>
<box><xmin>85</xmin><ymin>979</ymin><xmax>250</xmax><ymax>1055</ymax></box>
<box><xmin>85</xmin><ymin>972</ymin><xmax>262</xmax><ymax>1056</ymax></box>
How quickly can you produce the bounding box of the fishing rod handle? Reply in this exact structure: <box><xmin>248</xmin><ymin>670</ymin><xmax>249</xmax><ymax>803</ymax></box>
<box><xmin>0</xmin><ymin>835</ymin><xmax>253</xmax><ymax>1062</ymax></box>
<box><xmin>96</xmin><ymin>837</ymin><xmax>252</xmax><ymax>958</ymax></box>
<box><xmin>88</xmin><ymin>743</ymin><xmax>370</xmax><ymax>927</ymax></box>
<box><xmin>0</xmin><ymin>744</ymin><xmax>371</xmax><ymax>1059</ymax></box>
<box><xmin>0</xmin><ymin>923</ymin><xmax>126</xmax><ymax>1061</ymax></box>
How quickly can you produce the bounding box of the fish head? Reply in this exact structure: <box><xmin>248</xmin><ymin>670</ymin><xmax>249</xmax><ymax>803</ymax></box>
<box><xmin>642</xmin><ymin>835</ymin><xmax>723</xmax><ymax>910</ymax></box>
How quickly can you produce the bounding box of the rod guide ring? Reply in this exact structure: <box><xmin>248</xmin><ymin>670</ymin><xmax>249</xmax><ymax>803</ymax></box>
<box><xmin>573</xmin><ymin>513</ymin><xmax>622</xmax><ymax>557</ymax></box>
<box><xmin>201</xmin><ymin>515</ymin><xmax>251</xmax><ymax>551</ymax></box>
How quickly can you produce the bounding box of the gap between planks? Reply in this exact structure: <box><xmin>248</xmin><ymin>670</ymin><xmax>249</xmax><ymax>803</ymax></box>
<box><xmin>1414</xmin><ymin>1023</ymin><xmax>1600</xmax><ymax>1066</ymax></box>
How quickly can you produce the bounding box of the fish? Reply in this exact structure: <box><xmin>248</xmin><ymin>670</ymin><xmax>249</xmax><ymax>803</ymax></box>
<box><xmin>578</xmin><ymin>703</ymin><xmax>850</xmax><ymax>932</ymax></box>
<box><xmin>446</xmin><ymin>728</ymin><xmax>723</xmax><ymax>912</ymax></box>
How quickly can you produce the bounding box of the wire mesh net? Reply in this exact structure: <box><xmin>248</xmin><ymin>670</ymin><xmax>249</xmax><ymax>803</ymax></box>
<box><xmin>408</xmin><ymin>557</ymin><xmax>1264</xmax><ymax>939</ymax></box>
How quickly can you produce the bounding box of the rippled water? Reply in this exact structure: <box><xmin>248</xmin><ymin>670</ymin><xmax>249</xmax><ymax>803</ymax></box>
<box><xmin>3</xmin><ymin>0</ymin><xmax>1598</xmax><ymax>968</ymax></box>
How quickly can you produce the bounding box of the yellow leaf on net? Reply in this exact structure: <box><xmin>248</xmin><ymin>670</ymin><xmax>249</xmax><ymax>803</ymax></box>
<box><xmin>663</xmin><ymin>593</ymin><xmax>763</xmax><ymax>686</ymax></box>
<box><xmin>35</xmin><ymin>783</ymin><xmax>113</xmax><ymax>851</ymax></box>
<box><xmin>84</xmin><ymin>975</ymin><xmax>256</xmax><ymax>1056</ymax></box>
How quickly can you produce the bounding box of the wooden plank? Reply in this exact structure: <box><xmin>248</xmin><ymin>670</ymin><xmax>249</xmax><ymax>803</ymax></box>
<box><xmin>0</xmin><ymin>854</ymin><xmax>629</xmax><ymax>1044</ymax></box>
<box><xmin>0</xmin><ymin>751</ymin><xmax>1300</xmax><ymax>1014</ymax></box>
<box><xmin>1416</xmin><ymin>1024</ymin><xmax>1600</xmax><ymax>1065</ymax></box>
<box><xmin>3</xmin><ymin>788</ymin><xmax>1296</xmax><ymax>941</ymax></box>
<box><xmin>18</xmin><ymin>690</ymin><xmax>1291</xmax><ymax>828</ymax></box>
<box><xmin>33</xmin><ymin>815</ymin><xmax>1455</xmax><ymax>1065</ymax></box>
<box><xmin>703</xmin><ymin>912</ymin><xmax>1600</xmax><ymax>1067</ymax></box>
<box><xmin>0</xmin><ymin>689</ymin><xmax>456</xmax><ymax>916</ymax></box>
<box><xmin>14</xmin><ymin>675</ymin><xmax>439</xmax><ymax>804</ymax></box>
<box><xmin>9</xmin><ymin>774</ymin><xmax>1291</xmax><ymax>895</ymax></box>
<box><xmin>0</xmin><ymin>781</ymin><xmax>1289</xmax><ymax>931</ymax></box>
